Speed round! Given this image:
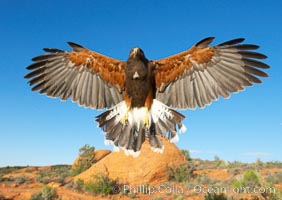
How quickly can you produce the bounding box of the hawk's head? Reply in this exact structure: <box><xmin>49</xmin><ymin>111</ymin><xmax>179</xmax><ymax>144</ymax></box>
<box><xmin>127</xmin><ymin>47</ymin><xmax>148</xmax><ymax>80</ymax></box>
<box><xmin>129</xmin><ymin>47</ymin><xmax>146</xmax><ymax>60</ymax></box>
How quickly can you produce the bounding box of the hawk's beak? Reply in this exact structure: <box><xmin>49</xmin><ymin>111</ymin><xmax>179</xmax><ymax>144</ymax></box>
<box><xmin>130</xmin><ymin>48</ymin><xmax>140</xmax><ymax>57</ymax></box>
<box><xmin>132</xmin><ymin>48</ymin><xmax>139</xmax><ymax>54</ymax></box>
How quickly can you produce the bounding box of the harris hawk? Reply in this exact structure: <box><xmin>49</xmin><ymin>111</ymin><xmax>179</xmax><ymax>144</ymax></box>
<box><xmin>25</xmin><ymin>37</ymin><xmax>269</xmax><ymax>157</ymax></box>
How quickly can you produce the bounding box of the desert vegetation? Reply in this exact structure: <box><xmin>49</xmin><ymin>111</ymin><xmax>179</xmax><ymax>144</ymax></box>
<box><xmin>66</xmin><ymin>174</ymin><xmax>119</xmax><ymax>196</ymax></box>
<box><xmin>70</xmin><ymin>144</ymin><xmax>96</xmax><ymax>176</ymax></box>
<box><xmin>164</xmin><ymin>151</ymin><xmax>282</xmax><ymax>200</ymax></box>
<box><xmin>35</xmin><ymin>165</ymin><xmax>71</xmax><ymax>184</ymax></box>
<box><xmin>30</xmin><ymin>185</ymin><xmax>61</xmax><ymax>200</ymax></box>
<box><xmin>1</xmin><ymin>146</ymin><xmax>282</xmax><ymax>200</ymax></box>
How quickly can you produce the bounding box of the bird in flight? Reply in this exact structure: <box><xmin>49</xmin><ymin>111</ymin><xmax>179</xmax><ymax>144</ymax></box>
<box><xmin>25</xmin><ymin>37</ymin><xmax>269</xmax><ymax>156</ymax></box>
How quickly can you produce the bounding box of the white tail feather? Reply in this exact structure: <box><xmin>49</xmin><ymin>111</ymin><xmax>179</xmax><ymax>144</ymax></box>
<box><xmin>113</xmin><ymin>145</ymin><xmax>120</xmax><ymax>152</ymax></box>
<box><xmin>150</xmin><ymin>99</ymin><xmax>173</xmax><ymax>123</ymax></box>
<box><xmin>105</xmin><ymin>101</ymin><xmax>127</xmax><ymax>122</ymax></box>
<box><xmin>150</xmin><ymin>145</ymin><xmax>164</xmax><ymax>154</ymax></box>
<box><xmin>169</xmin><ymin>133</ymin><xmax>179</xmax><ymax>143</ymax></box>
<box><xmin>180</xmin><ymin>124</ymin><xmax>187</xmax><ymax>133</ymax></box>
<box><xmin>96</xmin><ymin>99</ymin><xmax>186</xmax><ymax>156</ymax></box>
<box><xmin>104</xmin><ymin>139</ymin><xmax>112</xmax><ymax>146</ymax></box>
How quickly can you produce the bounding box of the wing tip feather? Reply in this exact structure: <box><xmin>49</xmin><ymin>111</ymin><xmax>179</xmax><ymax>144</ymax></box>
<box><xmin>67</xmin><ymin>42</ymin><xmax>85</xmax><ymax>52</ymax></box>
<box><xmin>195</xmin><ymin>37</ymin><xmax>215</xmax><ymax>48</ymax></box>
<box><xmin>218</xmin><ymin>38</ymin><xmax>245</xmax><ymax>46</ymax></box>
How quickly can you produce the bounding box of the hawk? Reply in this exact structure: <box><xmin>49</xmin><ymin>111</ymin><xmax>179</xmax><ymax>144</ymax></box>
<box><xmin>25</xmin><ymin>37</ymin><xmax>269</xmax><ymax>156</ymax></box>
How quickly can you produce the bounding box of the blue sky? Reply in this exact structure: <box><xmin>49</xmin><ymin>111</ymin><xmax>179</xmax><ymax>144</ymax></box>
<box><xmin>0</xmin><ymin>0</ymin><xmax>281</xmax><ymax>167</ymax></box>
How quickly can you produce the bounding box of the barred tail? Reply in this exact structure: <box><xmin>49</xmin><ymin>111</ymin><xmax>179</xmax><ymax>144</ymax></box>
<box><xmin>150</xmin><ymin>99</ymin><xmax>187</xmax><ymax>143</ymax></box>
<box><xmin>95</xmin><ymin>100</ymin><xmax>186</xmax><ymax>157</ymax></box>
<box><xmin>95</xmin><ymin>101</ymin><xmax>145</xmax><ymax>157</ymax></box>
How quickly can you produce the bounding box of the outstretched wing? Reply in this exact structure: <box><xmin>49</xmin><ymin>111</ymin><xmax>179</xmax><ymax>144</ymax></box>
<box><xmin>154</xmin><ymin>37</ymin><xmax>269</xmax><ymax>109</ymax></box>
<box><xmin>25</xmin><ymin>42</ymin><xmax>126</xmax><ymax>109</ymax></box>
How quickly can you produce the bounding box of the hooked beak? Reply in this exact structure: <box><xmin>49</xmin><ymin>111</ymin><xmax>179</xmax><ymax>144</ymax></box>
<box><xmin>130</xmin><ymin>48</ymin><xmax>140</xmax><ymax>57</ymax></box>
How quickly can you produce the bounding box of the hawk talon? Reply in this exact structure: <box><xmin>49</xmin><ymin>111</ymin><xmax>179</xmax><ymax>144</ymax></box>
<box><xmin>120</xmin><ymin>113</ymin><xmax>128</xmax><ymax>125</ymax></box>
<box><xmin>120</xmin><ymin>107</ymin><xmax>130</xmax><ymax>125</ymax></box>
<box><xmin>144</xmin><ymin>120</ymin><xmax>150</xmax><ymax>129</ymax></box>
<box><xmin>143</xmin><ymin>108</ymin><xmax>150</xmax><ymax>129</ymax></box>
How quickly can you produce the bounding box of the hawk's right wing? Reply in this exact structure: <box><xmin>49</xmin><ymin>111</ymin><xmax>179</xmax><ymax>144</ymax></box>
<box><xmin>25</xmin><ymin>42</ymin><xmax>126</xmax><ymax>109</ymax></box>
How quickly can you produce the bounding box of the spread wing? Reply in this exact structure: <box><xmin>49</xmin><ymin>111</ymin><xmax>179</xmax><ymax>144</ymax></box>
<box><xmin>154</xmin><ymin>37</ymin><xmax>270</xmax><ymax>109</ymax></box>
<box><xmin>25</xmin><ymin>42</ymin><xmax>126</xmax><ymax>109</ymax></box>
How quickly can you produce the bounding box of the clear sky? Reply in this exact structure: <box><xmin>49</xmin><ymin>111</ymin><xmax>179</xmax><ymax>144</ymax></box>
<box><xmin>0</xmin><ymin>0</ymin><xmax>281</xmax><ymax>167</ymax></box>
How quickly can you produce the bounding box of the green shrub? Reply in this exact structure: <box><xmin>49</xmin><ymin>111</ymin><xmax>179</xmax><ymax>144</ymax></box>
<box><xmin>231</xmin><ymin>180</ymin><xmax>242</xmax><ymax>190</ymax></box>
<box><xmin>172</xmin><ymin>194</ymin><xmax>185</xmax><ymax>200</ymax></box>
<box><xmin>191</xmin><ymin>158</ymin><xmax>227</xmax><ymax>170</ymax></box>
<box><xmin>15</xmin><ymin>175</ymin><xmax>30</xmax><ymax>184</ymax></box>
<box><xmin>227</xmin><ymin>168</ymin><xmax>242</xmax><ymax>176</ymax></box>
<box><xmin>255</xmin><ymin>159</ymin><xmax>264</xmax><ymax>169</ymax></box>
<box><xmin>266</xmin><ymin>189</ymin><xmax>282</xmax><ymax>200</ymax></box>
<box><xmin>167</xmin><ymin>164</ymin><xmax>194</xmax><ymax>182</ymax></box>
<box><xmin>73</xmin><ymin>179</ymin><xmax>84</xmax><ymax>192</ymax></box>
<box><xmin>71</xmin><ymin>144</ymin><xmax>95</xmax><ymax>176</ymax></box>
<box><xmin>41</xmin><ymin>186</ymin><xmax>59</xmax><ymax>200</ymax></box>
<box><xmin>30</xmin><ymin>185</ymin><xmax>60</xmax><ymax>200</ymax></box>
<box><xmin>232</xmin><ymin>170</ymin><xmax>260</xmax><ymax>193</ymax></box>
<box><xmin>213</xmin><ymin>156</ymin><xmax>226</xmax><ymax>168</ymax></box>
<box><xmin>265</xmin><ymin>172</ymin><xmax>282</xmax><ymax>184</ymax></box>
<box><xmin>127</xmin><ymin>192</ymin><xmax>136</xmax><ymax>199</ymax></box>
<box><xmin>242</xmin><ymin>170</ymin><xmax>260</xmax><ymax>188</ymax></box>
<box><xmin>238</xmin><ymin>197</ymin><xmax>261</xmax><ymax>200</ymax></box>
<box><xmin>4</xmin><ymin>176</ymin><xmax>15</xmax><ymax>182</ymax></box>
<box><xmin>69</xmin><ymin>167</ymin><xmax>82</xmax><ymax>177</ymax></box>
<box><xmin>152</xmin><ymin>197</ymin><xmax>163</xmax><ymax>200</ymax></box>
<box><xmin>195</xmin><ymin>174</ymin><xmax>218</xmax><ymax>185</ymax></box>
<box><xmin>265</xmin><ymin>161</ymin><xmax>282</xmax><ymax>168</ymax></box>
<box><xmin>204</xmin><ymin>193</ymin><xmax>230</xmax><ymax>200</ymax></box>
<box><xmin>36</xmin><ymin>165</ymin><xmax>70</xmax><ymax>184</ymax></box>
<box><xmin>227</xmin><ymin>161</ymin><xmax>253</xmax><ymax>171</ymax></box>
<box><xmin>30</xmin><ymin>192</ymin><xmax>42</xmax><ymax>200</ymax></box>
<box><xmin>35</xmin><ymin>175</ymin><xmax>51</xmax><ymax>184</ymax></box>
<box><xmin>181</xmin><ymin>150</ymin><xmax>191</xmax><ymax>161</ymax></box>
<box><xmin>25</xmin><ymin>168</ymin><xmax>35</xmax><ymax>173</ymax></box>
<box><xmin>259</xmin><ymin>182</ymin><xmax>282</xmax><ymax>200</ymax></box>
<box><xmin>83</xmin><ymin>173</ymin><xmax>118</xmax><ymax>195</ymax></box>
<box><xmin>0</xmin><ymin>166</ymin><xmax>23</xmax><ymax>175</ymax></box>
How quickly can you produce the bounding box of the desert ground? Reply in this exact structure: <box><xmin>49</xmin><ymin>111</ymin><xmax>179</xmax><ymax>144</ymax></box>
<box><xmin>1</xmin><ymin>141</ymin><xmax>282</xmax><ymax>200</ymax></box>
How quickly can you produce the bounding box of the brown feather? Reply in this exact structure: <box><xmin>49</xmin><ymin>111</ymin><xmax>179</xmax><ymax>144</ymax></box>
<box><xmin>154</xmin><ymin>37</ymin><xmax>269</xmax><ymax>109</ymax></box>
<box><xmin>25</xmin><ymin>43</ymin><xmax>126</xmax><ymax>109</ymax></box>
<box><xmin>154</xmin><ymin>45</ymin><xmax>215</xmax><ymax>90</ymax></box>
<box><xmin>68</xmin><ymin>49</ymin><xmax>126</xmax><ymax>90</ymax></box>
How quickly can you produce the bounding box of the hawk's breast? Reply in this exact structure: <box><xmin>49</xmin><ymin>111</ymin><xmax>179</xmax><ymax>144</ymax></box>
<box><xmin>125</xmin><ymin>58</ymin><xmax>152</xmax><ymax>108</ymax></box>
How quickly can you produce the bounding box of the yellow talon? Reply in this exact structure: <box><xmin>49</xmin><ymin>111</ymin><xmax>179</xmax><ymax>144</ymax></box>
<box><xmin>120</xmin><ymin>113</ymin><xmax>128</xmax><ymax>124</ymax></box>
<box><xmin>144</xmin><ymin>107</ymin><xmax>150</xmax><ymax>128</ymax></box>
<box><xmin>120</xmin><ymin>107</ymin><xmax>130</xmax><ymax>125</ymax></box>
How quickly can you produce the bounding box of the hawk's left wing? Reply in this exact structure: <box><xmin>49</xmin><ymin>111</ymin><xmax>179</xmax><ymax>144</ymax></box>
<box><xmin>153</xmin><ymin>37</ymin><xmax>269</xmax><ymax>109</ymax></box>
